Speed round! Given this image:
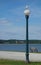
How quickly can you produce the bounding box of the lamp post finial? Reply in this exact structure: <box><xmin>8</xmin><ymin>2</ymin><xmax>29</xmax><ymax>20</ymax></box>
<box><xmin>26</xmin><ymin>5</ymin><xmax>29</xmax><ymax>9</ymax></box>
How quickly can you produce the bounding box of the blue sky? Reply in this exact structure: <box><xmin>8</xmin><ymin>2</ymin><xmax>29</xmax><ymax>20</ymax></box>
<box><xmin>0</xmin><ymin>0</ymin><xmax>41</xmax><ymax>40</ymax></box>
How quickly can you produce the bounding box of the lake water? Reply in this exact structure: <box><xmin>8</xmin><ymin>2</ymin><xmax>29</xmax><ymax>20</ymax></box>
<box><xmin>0</xmin><ymin>44</ymin><xmax>41</xmax><ymax>52</ymax></box>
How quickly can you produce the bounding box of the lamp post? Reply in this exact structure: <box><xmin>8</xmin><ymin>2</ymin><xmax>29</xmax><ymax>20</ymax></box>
<box><xmin>24</xmin><ymin>6</ymin><xmax>30</xmax><ymax>62</ymax></box>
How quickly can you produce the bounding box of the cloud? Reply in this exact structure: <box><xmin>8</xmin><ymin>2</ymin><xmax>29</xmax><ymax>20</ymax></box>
<box><xmin>0</xmin><ymin>26</ymin><xmax>26</xmax><ymax>40</ymax></box>
<box><xmin>0</xmin><ymin>18</ymin><xmax>8</xmax><ymax>24</ymax></box>
<box><xmin>29</xmin><ymin>25</ymin><xmax>41</xmax><ymax>40</ymax></box>
<box><xmin>0</xmin><ymin>18</ymin><xmax>11</xmax><ymax>25</ymax></box>
<box><xmin>1</xmin><ymin>23</ymin><xmax>41</xmax><ymax>40</ymax></box>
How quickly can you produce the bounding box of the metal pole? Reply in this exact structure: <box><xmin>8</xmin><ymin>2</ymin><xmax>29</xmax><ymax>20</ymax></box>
<box><xmin>25</xmin><ymin>15</ymin><xmax>29</xmax><ymax>62</ymax></box>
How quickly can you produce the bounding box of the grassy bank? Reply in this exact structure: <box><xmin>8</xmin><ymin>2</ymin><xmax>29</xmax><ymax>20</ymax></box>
<box><xmin>0</xmin><ymin>59</ymin><xmax>41</xmax><ymax>65</ymax></box>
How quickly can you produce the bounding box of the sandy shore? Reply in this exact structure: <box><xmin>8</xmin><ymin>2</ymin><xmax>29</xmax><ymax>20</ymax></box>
<box><xmin>0</xmin><ymin>51</ymin><xmax>41</xmax><ymax>62</ymax></box>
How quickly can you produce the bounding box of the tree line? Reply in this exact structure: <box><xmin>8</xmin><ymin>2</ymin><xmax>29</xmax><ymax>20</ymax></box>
<box><xmin>0</xmin><ymin>39</ymin><xmax>41</xmax><ymax>44</ymax></box>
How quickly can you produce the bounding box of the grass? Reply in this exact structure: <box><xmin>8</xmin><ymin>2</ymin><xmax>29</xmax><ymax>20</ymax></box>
<box><xmin>0</xmin><ymin>59</ymin><xmax>41</xmax><ymax>65</ymax></box>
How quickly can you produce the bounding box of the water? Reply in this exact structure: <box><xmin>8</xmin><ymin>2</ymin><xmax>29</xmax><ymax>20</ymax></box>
<box><xmin>0</xmin><ymin>44</ymin><xmax>26</xmax><ymax>52</ymax></box>
<box><xmin>0</xmin><ymin>43</ymin><xmax>41</xmax><ymax>52</ymax></box>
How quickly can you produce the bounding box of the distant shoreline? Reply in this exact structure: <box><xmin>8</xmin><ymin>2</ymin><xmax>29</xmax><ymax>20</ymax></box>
<box><xmin>0</xmin><ymin>39</ymin><xmax>41</xmax><ymax>44</ymax></box>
